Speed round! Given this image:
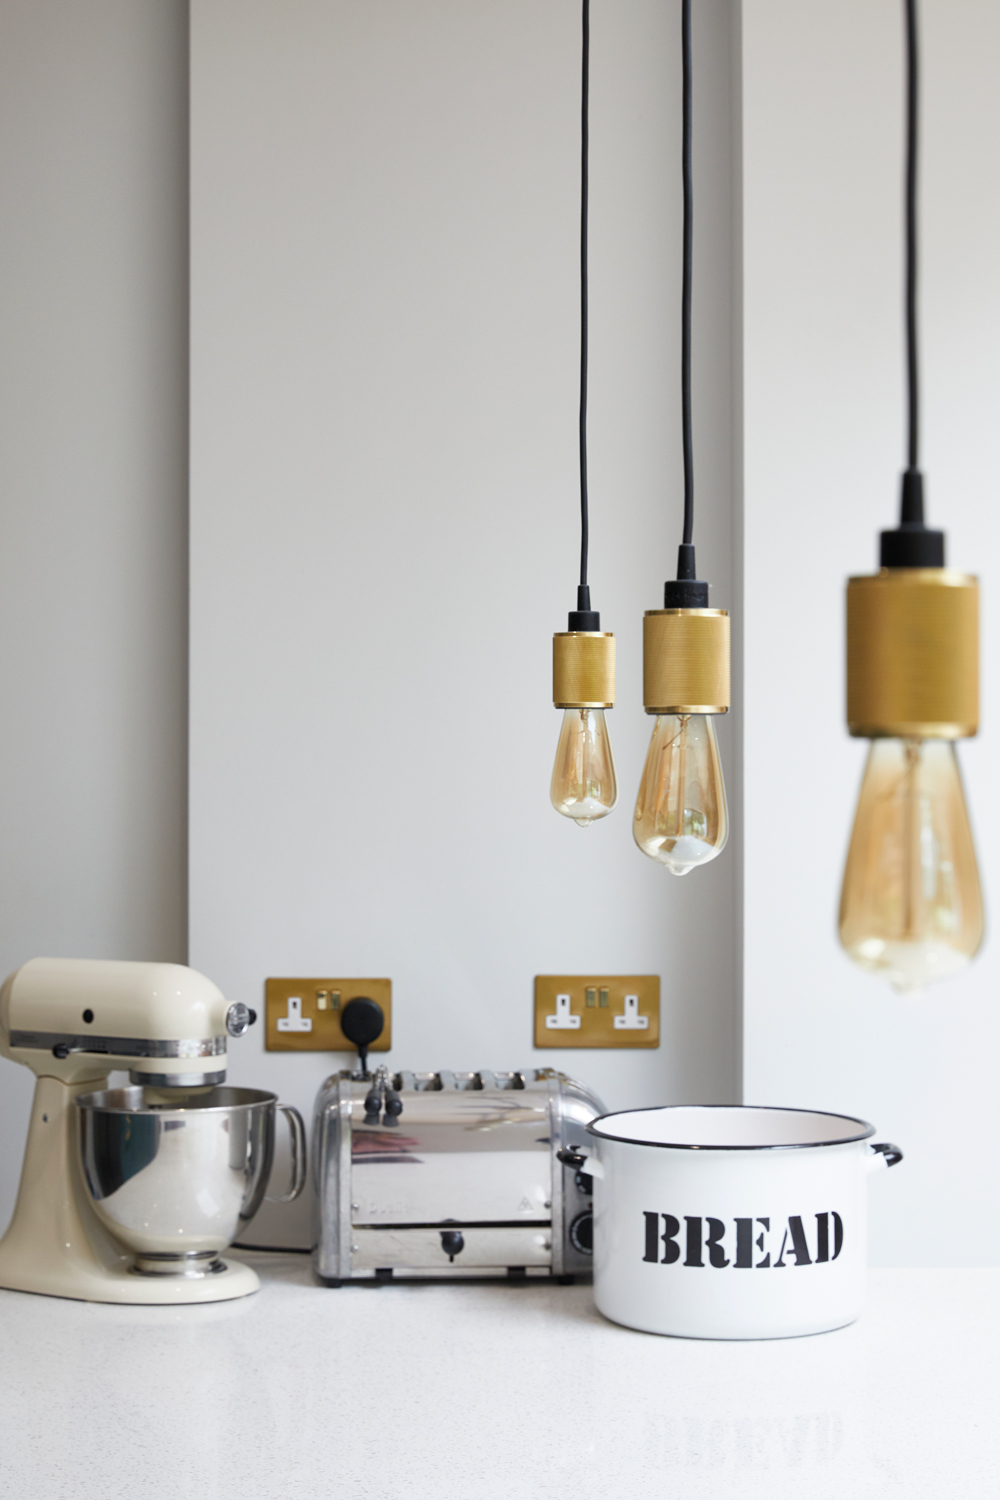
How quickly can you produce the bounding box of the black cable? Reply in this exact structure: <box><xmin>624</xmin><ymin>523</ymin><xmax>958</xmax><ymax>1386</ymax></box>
<box><xmin>904</xmin><ymin>0</ymin><xmax>919</xmax><ymax>478</ymax></box>
<box><xmin>578</xmin><ymin>0</ymin><xmax>590</xmax><ymax>590</ymax></box>
<box><xmin>664</xmin><ymin>0</ymin><xmax>704</xmax><ymax>603</ymax></box>
<box><xmin>879</xmin><ymin>0</ymin><xmax>941</xmax><ymax>567</ymax></box>
<box><xmin>680</xmin><ymin>0</ymin><xmax>694</xmax><ymax>551</ymax></box>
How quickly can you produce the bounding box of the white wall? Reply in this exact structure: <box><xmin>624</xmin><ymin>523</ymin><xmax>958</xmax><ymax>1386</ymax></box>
<box><xmin>741</xmin><ymin>0</ymin><xmax>1000</xmax><ymax>1264</ymax></box>
<box><xmin>190</xmin><ymin>0</ymin><xmax>741</xmax><ymax>1244</ymax></box>
<box><xmin>0</xmin><ymin>1</ymin><xmax>189</xmax><ymax>1226</ymax></box>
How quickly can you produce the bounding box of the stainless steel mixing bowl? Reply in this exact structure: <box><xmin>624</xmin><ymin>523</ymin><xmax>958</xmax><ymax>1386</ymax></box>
<box><xmin>76</xmin><ymin>1085</ymin><xmax>306</xmax><ymax>1277</ymax></box>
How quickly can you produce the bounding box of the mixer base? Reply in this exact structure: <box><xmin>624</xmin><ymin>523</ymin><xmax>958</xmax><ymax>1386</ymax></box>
<box><xmin>0</xmin><ymin>1252</ymin><xmax>260</xmax><ymax>1304</ymax></box>
<box><xmin>132</xmin><ymin>1250</ymin><xmax>229</xmax><ymax>1278</ymax></box>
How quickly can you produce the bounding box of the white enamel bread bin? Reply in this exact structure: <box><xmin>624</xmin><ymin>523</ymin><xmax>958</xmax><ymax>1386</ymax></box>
<box><xmin>560</xmin><ymin>1105</ymin><xmax>902</xmax><ymax>1340</ymax></box>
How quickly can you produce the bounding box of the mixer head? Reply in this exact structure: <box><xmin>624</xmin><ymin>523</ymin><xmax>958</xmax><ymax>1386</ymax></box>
<box><xmin>0</xmin><ymin>957</ymin><xmax>255</xmax><ymax>1086</ymax></box>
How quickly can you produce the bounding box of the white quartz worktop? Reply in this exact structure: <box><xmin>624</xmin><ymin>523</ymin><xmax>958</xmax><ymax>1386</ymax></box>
<box><xmin>1</xmin><ymin>1254</ymin><xmax>997</xmax><ymax>1499</ymax></box>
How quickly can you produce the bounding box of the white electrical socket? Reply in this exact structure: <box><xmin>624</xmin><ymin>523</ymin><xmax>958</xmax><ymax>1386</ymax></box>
<box><xmin>545</xmin><ymin>993</ymin><xmax>581</xmax><ymax>1030</ymax></box>
<box><xmin>276</xmin><ymin>995</ymin><xmax>312</xmax><ymax>1033</ymax></box>
<box><xmin>613</xmin><ymin>993</ymin><xmax>649</xmax><ymax>1030</ymax></box>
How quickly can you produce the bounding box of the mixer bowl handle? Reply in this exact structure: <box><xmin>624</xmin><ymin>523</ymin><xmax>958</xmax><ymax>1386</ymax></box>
<box><xmin>265</xmin><ymin>1104</ymin><xmax>307</xmax><ymax>1203</ymax></box>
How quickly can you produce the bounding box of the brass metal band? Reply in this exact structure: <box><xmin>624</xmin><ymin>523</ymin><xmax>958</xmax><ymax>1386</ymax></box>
<box><xmin>643</xmin><ymin>609</ymin><xmax>730</xmax><ymax>715</ymax></box>
<box><xmin>846</xmin><ymin>569</ymin><xmax>978</xmax><ymax>738</ymax></box>
<box><xmin>553</xmin><ymin>631</ymin><xmax>615</xmax><ymax>708</ymax></box>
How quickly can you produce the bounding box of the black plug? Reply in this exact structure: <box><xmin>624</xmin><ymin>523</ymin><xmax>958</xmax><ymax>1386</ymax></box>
<box><xmin>340</xmin><ymin>996</ymin><xmax>385</xmax><ymax>1078</ymax></box>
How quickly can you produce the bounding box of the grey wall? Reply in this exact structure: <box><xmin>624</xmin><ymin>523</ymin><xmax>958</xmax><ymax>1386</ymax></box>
<box><xmin>190</xmin><ymin>0</ymin><xmax>741</xmax><ymax>1245</ymax></box>
<box><xmin>0</xmin><ymin>0</ymin><xmax>189</xmax><ymax>1223</ymax></box>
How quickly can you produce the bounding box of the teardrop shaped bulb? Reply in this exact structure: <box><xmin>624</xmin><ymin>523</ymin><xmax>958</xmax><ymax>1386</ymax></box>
<box><xmin>633</xmin><ymin>713</ymin><xmax>728</xmax><ymax>874</ymax></box>
<box><xmin>550</xmin><ymin>708</ymin><xmax>617</xmax><ymax>827</ymax></box>
<box><xmin>839</xmin><ymin>738</ymin><xmax>984</xmax><ymax>993</ymax></box>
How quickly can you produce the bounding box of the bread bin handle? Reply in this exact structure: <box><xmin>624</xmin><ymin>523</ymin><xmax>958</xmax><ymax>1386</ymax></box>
<box><xmin>868</xmin><ymin>1141</ymin><xmax>904</xmax><ymax>1172</ymax></box>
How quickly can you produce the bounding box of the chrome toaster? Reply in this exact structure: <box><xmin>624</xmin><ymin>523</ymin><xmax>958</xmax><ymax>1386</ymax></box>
<box><xmin>312</xmin><ymin>1067</ymin><xmax>605</xmax><ymax>1284</ymax></box>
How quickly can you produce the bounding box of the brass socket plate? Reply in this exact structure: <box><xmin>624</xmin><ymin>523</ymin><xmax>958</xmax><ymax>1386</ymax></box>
<box><xmin>846</xmin><ymin>569</ymin><xmax>978</xmax><ymax>738</ymax></box>
<box><xmin>533</xmin><ymin>975</ymin><xmax>659</xmax><ymax>1049</ymax></box>
<box><xmin>265</xmin><ymin>977</ymin><xmax>392</xmax><ymax>1053</ymax></box>
<box><xmin>553</xmin><ymin>632</ymin><xmax>615</xmax><ymax>708</ymax></box>
<box><xmin>643</xmin><ymin>609</ymin><xmax>730</xmax><ymax>714</ymax></box>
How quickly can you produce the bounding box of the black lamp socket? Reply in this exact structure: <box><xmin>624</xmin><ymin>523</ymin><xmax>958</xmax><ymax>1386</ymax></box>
<box><xmin>664</xmin><ymin>544</ymin><xmax>708</xmax><ymax>608</ymax></box>
<box><xmin>880</xmin><ymin>471</ymin><xmax>945</xmax><ymax>568</ymax></box>
<box><xmin>568</xmin><ymin>584</ymin><xmax>600</xmax><ymax>632</ymax></box>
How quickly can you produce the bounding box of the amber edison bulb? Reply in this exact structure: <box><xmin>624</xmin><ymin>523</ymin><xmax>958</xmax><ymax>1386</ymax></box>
<box><xmin>839</xmin><ymin>738</ymin><xmax>984</xmax><ymax>993</ymax></box>
<box><xmin>550</xmin><ymin>708</ymin><xmax>617</xmax><ymax>827</ymax></box>
<box><xmin>633</xmin><ymin>713</ymin><xmax>728</xmax><ymax>875</ymax></box>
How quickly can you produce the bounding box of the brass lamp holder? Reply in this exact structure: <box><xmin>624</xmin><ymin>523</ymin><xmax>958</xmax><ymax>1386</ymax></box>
<box><xmin>553</xmin><ymin>631</ymin><xmax>615</xmax><ymax>710</ymax></box>
<box><xmin>553</xmin><ymin>585</ymin><xmax>615</xmax><ymax>708</ymax></box>
<box><xmin>642</xmin><ymin>551</ymin><xmax>730</xmax><ymax>716</ymax></box>
<box><xmin>846</xmin><ymin>568</ymin><xmax>978</xmax><ymax>739</ymax></box>
<box><xmin>846</xmin><ymin>473</ymin><xmax>979</xmax><ymax>741</ymax></box>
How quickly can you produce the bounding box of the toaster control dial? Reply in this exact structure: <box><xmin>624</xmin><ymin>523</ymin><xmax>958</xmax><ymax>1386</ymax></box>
<box><xmin>569</xmin><ymin>1210</ymin><xmax>593</xmax><ymax>1256</ymax></box>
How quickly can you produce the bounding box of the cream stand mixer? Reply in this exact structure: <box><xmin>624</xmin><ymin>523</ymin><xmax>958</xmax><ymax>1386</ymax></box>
<box><xmin>0</xmin><ymin>956</ymin><xmax>296</xmax><ymax>1305</ymax></box>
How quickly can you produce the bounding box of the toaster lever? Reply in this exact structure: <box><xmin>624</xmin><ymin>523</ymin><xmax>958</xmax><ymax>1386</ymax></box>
<box><xmin>364</xmin><ymin>1066</ymin><xmax>403</xmax><ymax>1126</ymax></box>
<box><xmin>363</xmin><ymin>1078</ymin><xmax>383</xmax><ymax>1124</ymax></box>
<box><xmin>557</xmin><ymin>1146</ymin><xmax>593</xmax><ymax>1195</ymax></box>
<box><xmin>556</xmin><ymin>1147</ymin><xmax>587</xmax><ymax>1170</ymax></box>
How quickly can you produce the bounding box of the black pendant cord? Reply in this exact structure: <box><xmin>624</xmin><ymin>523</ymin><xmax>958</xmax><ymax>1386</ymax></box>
<box><xmin>904</xmin><ymin>0</ymin><xmax>919</xmax><ymax>478</ymax></box>
<box><xmin>880</xmin><ymin>0</ymin><xmax>943</xmax><ymax>567</ymax></box>
<box><xmin>665</xmin><ymin>0</ymin><xmax>706</xmax><ymax>606</ymax></box>
<box><xmin>680</xmin><ymin>0</ymin><xmax>694</xmax><ymax>554</ymax></box>
<box><xmin>570</xmin><ymin>0</ymin><xmax>599</xmax><ymax>629</ymax></box>
<box><xmin>579</xmin><ymin>0</ymin><xmax>590</xmax><ymax>592</ymax></box>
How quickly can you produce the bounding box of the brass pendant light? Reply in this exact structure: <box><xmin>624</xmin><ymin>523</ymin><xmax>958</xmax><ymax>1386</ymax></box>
<box><xmin>839</xmin><ymin>0</ymin><xmax>984</xmax><ymax>992</ymax></box>
<box><xmin>550</xmin><ymin>0</ymin><xmax>617</xmax><ymax>828</ymax></box>
<box><xmin>633</xmin><ymin>0</ymin><xmax>730</xmax><ymax>876</ymax></box>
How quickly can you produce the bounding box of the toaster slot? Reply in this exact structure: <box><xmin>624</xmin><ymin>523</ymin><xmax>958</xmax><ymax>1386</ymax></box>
<box><xmin>393</xmin><ymin>1071</ymin><xmax>527</xmax><ymax>1091</ymax></box>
